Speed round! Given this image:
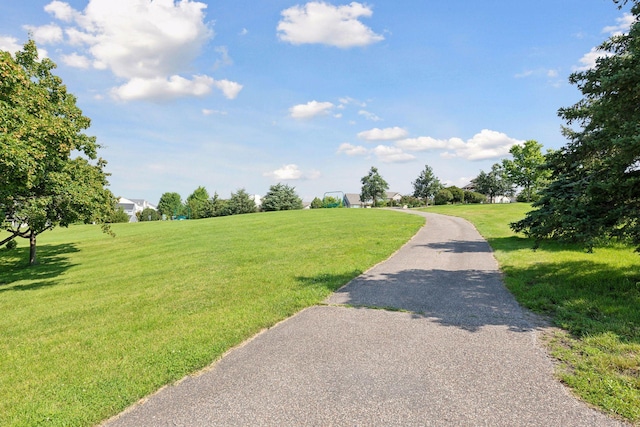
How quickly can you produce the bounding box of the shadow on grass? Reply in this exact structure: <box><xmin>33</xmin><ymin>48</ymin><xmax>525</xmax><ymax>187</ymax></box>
<box><xmin>295</xmin><ymin>270</ymin><xmax>364</xmax><ymax>293</ymax></box>
<box><xmin>501</xmin><ymin>259</ymin><xmax>640</xmax><ymax>344</ymax></box>
<box><xmin>0</xmin><ymin>243</ymin><xmax>79</xmax><ymax>293</ymax></box>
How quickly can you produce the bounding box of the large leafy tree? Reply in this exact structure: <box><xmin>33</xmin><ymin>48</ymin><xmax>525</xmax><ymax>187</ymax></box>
<box><xmin>262</xmin><ymin>183</ymin><xmax>303</xmax><ymax>211</ymax></box>
<box><xmin>512</xmin><ymin>3</ymin><xmax>640</xmax><ymax>250</ymax></box>
<box><xmin>502</xmin><ymin>140</ymin><xmax>551</xmax><ymax>202</ymax></box>
<box><xmin>360</xmin><ymin>166</ymin><xmax>389</xmax><ymax>206</ymax></box>
<box><xmin>473</xmin><ymin>163</ymin><xmax>513</xmax><ymax>203</ymax></box>
<box><xmin>412</xmin><ymin>164</ymin><xmax>443</xmax><ymax>206</ymax></box>
<box><xmin>1</xmin><ymin>40</ymin><xmax>115</xmax><ymax>265</ymax></box>
<box><xmin>157</xmin><ymin>192</ymin><xmax>182</xmax><ymax>219</ymax></box>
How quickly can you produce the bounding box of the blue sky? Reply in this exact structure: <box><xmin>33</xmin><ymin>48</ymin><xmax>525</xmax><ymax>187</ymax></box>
<box><xmin>0</xmin><ymin>1</ymin><xmax>634</xmax><ymax>204</ymax></box>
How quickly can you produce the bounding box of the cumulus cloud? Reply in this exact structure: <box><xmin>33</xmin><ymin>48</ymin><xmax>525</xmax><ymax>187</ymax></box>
<box><xmin>277</xmin><ymin>1</ymin><xmax>384</xmax><ymax>48</ymax></box>
<box><xmin>0</xmin><ymin>36</ymin><xmax>24</xmax><ymax>55</ymax></box>
<box><xmin>442</xmin><ymin>129</ymin><xmax>523</xmax><ymax>161</ymax></box>
<box><xmin>289</xmin><ymin>100</ymin><xmax>334</xmax><ymax>119</ymax></box>
<box><xmin>574</xmin><ymin>12</ymin><xmax>636</xmax><ymax>71</ymax></box>
<box><xmin>337</xmin><ymin>143</ymin><xmax>368</xmax><ymax>156</ymax></box>
<box><xmin>33</xmin><ymin>0</ymin><xmax>242</xmax><ymax>101</ymax></box>
<box><xmin>357</xmin><ymin>127</ymin><xmax>408</xmax><ymax>141</ymax></box>
<box><xmin>372</xmin><ymin>145</ymin><xmax>415</xmax><ymax>163</ymax></box>
<box><xmin>397</xmin><ymin>129</ymin><xmax>522</xmax><ymax>161</ymax></box>
<box><xmin>264</xmin><ymin>164</ymin><xmax>320</xmax><ymax>181</ymax></box>
<box><xmin>61</xmin><ymin>52</ymin><xmax>91</xmax><ymax>68</ymax></box>
<box><xmin>23</xmin><ymin>24</ymin><xmax>63</xmax><ymax>44</ymax></box>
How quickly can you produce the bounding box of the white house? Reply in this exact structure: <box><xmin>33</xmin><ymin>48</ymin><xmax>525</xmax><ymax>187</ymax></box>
<box><xmin>117</xmin><ymin>198</ymin><xmax>157</xmax><ymax>222</ymax></box>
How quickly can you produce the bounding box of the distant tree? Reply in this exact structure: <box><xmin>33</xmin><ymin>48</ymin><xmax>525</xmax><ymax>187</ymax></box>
<box><xmin>463</xmin><ymin>190</ymin><xmax>486</xmax><ymax>204</ymax></box>
<box><xmin>137</xmin><ymin>207</ymin><xmax>160</xmax><ymax>222</ymax></box>
<box><xmin>227</xmin><ymin>189</ymin><xmax>256</xmax><ymax>215</ymax></box>
<box><xmin>109</xmin><ymin>207</ymin><xmax>131</xmax><ymax>223</ymax></box>
<box><xmin>434</xmin><ymin>189</ymin><xmax>453</xmax><ymax>205</ymax></box>
<box><xmin>399</xmin><ymin>195</ymin><xmax>424</xmax><ymax>208</ymax></box>
<box><xmin>473</xmin><ymin>164</ymin><xmax>513</xmax><ymax>203</ymax></box>
<box><xmin>502</xmin><ymin>140</ymin><xmax>551</xmax><ymax>202</ymax></box>
<box><xmin>412</xmin><ymin>165</ymin><xmax>443</xmax><ymax>206</ymax></box>
<box><xmin>446</xmin><ymin>186</ymin><xmax>465</xmax><ymax>204</ymax></box>
<box><xmin>0</xmin><ymin>40</ymin><xmax>116</xmax><ymax>265</ymax></box>
<box><xmin>322</xmin><ymin>196</ymin><xmax>341</xmax><ymax>208</ymax></box>
<box><xmin>310</xmin><ymin>197</ymin><xmax>323</xmax><ymax>209</ymax></box>
<box><xmin>262</xmin><ymin>183</ymin><xmax>303</xmax><ymax>211</ymax></box>
<box><xmin>186</xmin><ymin>186</ymin><xmax>210</xmax><ymax>219</ymax></box>
<box><xmin>360</xmin><ymin>166</ymin><xmax>389</xmax><ymax>206</ymax></box>
<box><xmin>208</xmin><ymin>192</ymin><xmax>229</xmax><ymax>217</ymax></box>
<box><xmin>513</xmin><ymin>2</ymin><xmax>640</xmax><ymax>250</ymax></box>
<box><xmin>157</xmin><ymin>192</ymin><xmax>182</xmax><ymax>218</ymax></box>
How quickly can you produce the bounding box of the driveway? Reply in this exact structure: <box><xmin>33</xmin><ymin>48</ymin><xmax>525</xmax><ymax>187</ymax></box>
<box><xmin>103</xmin><ymin>211</ymin><xmax>627</xmax><ymax>426</ymax></box>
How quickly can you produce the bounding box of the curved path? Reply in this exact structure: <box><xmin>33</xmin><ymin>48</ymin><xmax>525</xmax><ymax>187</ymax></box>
<box><xmin>104</xmin><ymin>211</ymin><xmax>627</xmax><ymax>426</ymax></box>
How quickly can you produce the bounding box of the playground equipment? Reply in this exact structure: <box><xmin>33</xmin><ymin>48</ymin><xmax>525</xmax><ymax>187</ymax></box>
<box><xmin>322</xmin><ymin>191</ymin><xmax>345</xmax><ymax>208</ymax></box>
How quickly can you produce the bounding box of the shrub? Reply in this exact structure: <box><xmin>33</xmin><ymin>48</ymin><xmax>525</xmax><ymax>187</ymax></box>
<box><xmin>434</xmin><ymin>189</ymin><xmax>453</xmax><ymax>205</ymax></box>
<box><xmin>5</xmin><ymin>239</ymin><xmax>17</xmax><ymax>250</ymax></box>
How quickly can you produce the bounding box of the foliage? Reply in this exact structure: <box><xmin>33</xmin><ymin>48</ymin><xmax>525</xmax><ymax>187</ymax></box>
<box><xmin>434</xmin><ymin>189</ymin><xmax>453</xmax><ymax>205</ymax></box>
<box><xmin>473</xmin><ymin>163</ymin><xmax>513</xmax><ymax>203</ymax></box>
<box><xmin>0</xmin><ymin>40</ymin><xmax>115</xmax><ymax>265</ymax></box>
<box><xmin>360</xmin><ymin>166</ymin><xmax>389</xmax><ymax>206</ymax></box>
<box><xmin>426</xmin><ymin>203</ymin><xmax>640</xmax><ymax>423</ymax></box>
<box><xmin>208</xmin><ymin>192</ymin><xmax>229</xmax><ymax>217</ymax></box>
<box><xmin>512</xmin><ymin>4</ymin><xmax>640</xmax><ymax>250</ymax></box>
<box><xmin>0</xmin><ymin>209</ymin><xmax>423</xmax><ymax>426</ymax></box>
<box><xmin>502</xmin><ymin>140</ymin><xmax>551</xmax><ymax>202</ymax></box>
<box><xmin>109</xmin><ymin>207</ymin><xmax>131</xmax><ymax>223</ymax></box>
<box><xmin>463</xmin><ymin>190</ymin><xmax>486</xmax><ymax>204</ymax></box>
<box><xmin>227</xmin><ymin>188</ymin><xmax>256</xmax><ymax>215</ymax></box>
<box><xmin>446</xmin><ymin>186</ymin><xmax>465</xmax><ymax>204</ymax></box>
<box><xmin>5</xmin><ymin>239</ymin><xmax>17</xmax><ymax>250</ymax></box>
<box><xmin>157</xmin><ymin>192</ymin><xmax>182</xmax><ymax>218</ymax></box>
<box><xmin>262</xmin><ymin>183</ymin><xmax>303</xmax><ymax>211</ymax></box>
<box><xmin>322</xmin><ymin>195</ymin><xmax>342</xmax><ymax>208</ymax></box>
<box><xmin>137</xmin><ymin>207</ymin><xmax>160</xmax><ymax>222</ymax></box>
<box><xmin>399</xmin><ymin>195</ymin><xmax>424</xmax><ymax>208</ymax></box>
<box><xmin>310</xmin><ymin>197</ymin><xmax>323</xmax><ymax>209</ymax></box>
<box><xmin>412</xmin><ymin>164</ymin><xmax>443</xmax><ymax>205</ymax></box>
<box><xmin>186</xmin><ymin>186</ymin><xmax>210</xmax><ymax>219</ymax></box>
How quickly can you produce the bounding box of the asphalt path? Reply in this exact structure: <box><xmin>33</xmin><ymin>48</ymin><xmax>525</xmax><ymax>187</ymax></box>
<box><xmin>103</xmin><ymin>211</ymin><xmax>627</xmax><ymax>426</ymax></box>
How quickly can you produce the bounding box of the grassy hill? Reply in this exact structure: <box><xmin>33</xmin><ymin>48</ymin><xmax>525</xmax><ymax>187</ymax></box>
<box><xmin>0</xmin><ymin>209</ymin><xmax>423</xmax><ymax>427</ymax></box>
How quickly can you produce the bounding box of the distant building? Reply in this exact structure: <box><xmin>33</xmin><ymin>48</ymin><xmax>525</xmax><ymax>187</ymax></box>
<box><xmin>117</xmin><ymin>198</ymin><xmax>157</xmax><ymax>222</ymax></box>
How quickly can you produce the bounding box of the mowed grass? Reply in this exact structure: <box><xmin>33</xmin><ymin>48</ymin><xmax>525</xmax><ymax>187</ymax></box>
<box><xmin>424</xmin><ymin>203</ymin><xmax>640</xmax><ymax>423</ymax></box>
<box><xmin>0</xmin><ymin>209</ymin><xmax>424</xmax><ymax>427</ymax></box>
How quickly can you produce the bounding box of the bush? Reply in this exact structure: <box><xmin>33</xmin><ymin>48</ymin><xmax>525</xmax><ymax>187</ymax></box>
<box><xmin>310</xmin><ymin>197</ymin><xmax>323</xmax><ymax>209</ymax></box>
<box><xmin>137</xmin><ymin>208</ymin><xmax>160</xmax><ymax>222</ymax></box>
<box><xmin>109</xmin><ymin>207</ymin><xmax>131</xmax><ymax>223</ymax></box>
<box><xmin>464</xmin><ymin>190</ymin><xmax>486</xmax><ymax>204</ymax></box>
<box><xmin>434</xmin><ymin>189</ymin><xmax>453</xmax><ymax>205</ymax></box>
<box><xmin>5</xmin><ymin>239</ymin><xmax>17</xmax><ymax>250</ymax></box>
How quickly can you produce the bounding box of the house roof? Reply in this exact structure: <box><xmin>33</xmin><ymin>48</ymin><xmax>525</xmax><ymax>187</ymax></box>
<box><xmin>344</xmin><ymin>193</ymin><xmax>363</xmax><ymax>206</ymax></box>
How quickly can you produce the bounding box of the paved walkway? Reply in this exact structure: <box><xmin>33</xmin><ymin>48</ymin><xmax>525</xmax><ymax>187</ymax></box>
<box><xmin>104</xmin><ymin>211</ymin><xmax>627</xmax><ymax>426</ymax></box>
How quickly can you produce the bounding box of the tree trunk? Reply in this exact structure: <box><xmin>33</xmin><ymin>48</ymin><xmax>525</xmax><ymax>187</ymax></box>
<box><xmin>29</xmin><ymin>230</ymin><xmax>38</xmax><ymax>266</ymax></box>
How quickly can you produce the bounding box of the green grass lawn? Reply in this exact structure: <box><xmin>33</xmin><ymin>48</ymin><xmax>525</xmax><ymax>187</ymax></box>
<box><xmin>0</xmin><ymin>209</ymin><xmax>423</xmax><ymax>427</ymax></box>
<box><xmin>424</xmin><ymin>203</ymin><xmax>640</xmax><ymax>423</ymax></box>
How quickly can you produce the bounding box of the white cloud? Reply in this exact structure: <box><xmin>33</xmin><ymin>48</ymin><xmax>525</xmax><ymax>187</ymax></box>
<box><xmin>337</xmin><ymin>143</ymin><xmax>368</xmax><ymax>156</ymax></box>
<box><xmin>202</xmin><ymin>109</ymin><xmax>227</xmax><ymax>116</ymax></box>
<box><xmin>574</xmin><ymin>12</ymin><xmax>636</xmax><ymax>71</ymax></box>
<box><xmin>372</xmin><ymin>145</ymin><xmax>416</xmax><ymax>163</ymax></box>
<box><xmin>214</xmin><ymin>79</ymin><xmax>243</xmax><ymax>100</ymax></box>
<box><xmin>23</xmin><ymin>24</ymin><xmax>64</xmax><ymax>44</ymax></box>
<box><xmin>277</xmin><ymin>1</ymin><xmax>384</xmax><ymax>48</ymax></box>
<box><xmin>442</xmin><ymin>129</ymin><xmax>523</xmax><ymax>161</ymax></box>
<box><xmin>603</xmin><ymin>12</ymin><xmax>635</xmax><ymax>36</ymax></box>
<box><xmin>45</xmin><ymin>1</ymin><xmax>78</xmax><ymax>22</ymax></box>
<box><xmin>358</xmin><ymin>127</ymin><xmax>408</xmax><ymax>141</ymax></box>
<box><xmin>110</xmin><ymin>75</ymin><xmax>217</xmax><ymax>102</ymax></box>
<box><xmin>264</xmin><ymin>164</ymin><xmax>311</xmax><ymax>181</ymax></box>
<box><xmin>358</xmin><ymin>110</ymin><xmax>381</xmax><ymax>121</ymax></box>
<box><xmin>0</xmin><ymin>36</ymin><xmax>23</xmax><ymax>55</ymax></box>
<box><xmin>39</xmin><ymin>0</ymin><xmax>242</xmax><ymax>101</ymax></box>
<box><xmin>397</xmin><ymin>136</ymin><xmax>460</xmax><ymax>151</ymax></box>
<box><xmin>61</xmin><ymin>52</ymin><xmax>91</xmax><ymax>68</ymax></box>
<box><xmin>574</xmin><ymin>47</ymin><xmax>613</xmax><ymax>71</ymax></box>
<box><xmin>213</xmin><ymin>46</ymin><xmax>233</xmax><ymax>69</ymax></box>
<box><xmin>289</xmin><ymin>100</ymin><xmax>334</xmax><ymax>119</ymax></box>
